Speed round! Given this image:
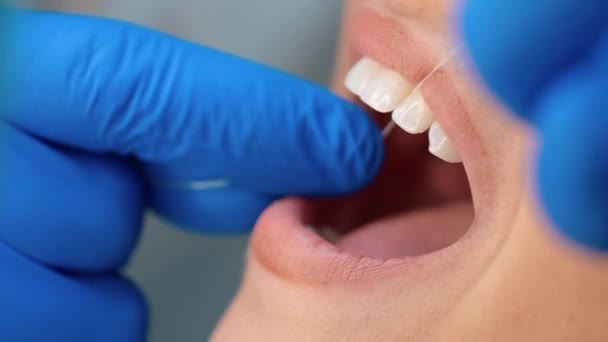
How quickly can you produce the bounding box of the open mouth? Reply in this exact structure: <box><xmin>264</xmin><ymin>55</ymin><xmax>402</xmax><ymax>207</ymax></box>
<box><xmin>250</xmin><ymin>98</ymin><xmax>479</xmax><ymax>283</ymax></box>
<box><xmin>302</xmin><ymin>47</ymin><xmax>476</xmax><ymax>259</ymax></box>
<box><xmin>303</xmin><ymin>98</ymin><xmax>473</xmax><ymax>259</ymax></box>
<box><xmin>250</xmin><ymin>65</ymin><xmax>482</xmax><ymax>284</ymax></box>
<box><xmin>250</xmin><ymin>6</ymin><xmax>494</xmax><ymax>285</ymax></box>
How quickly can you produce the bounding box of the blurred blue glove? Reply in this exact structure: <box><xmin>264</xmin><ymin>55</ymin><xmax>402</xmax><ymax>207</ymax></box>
<box><xmin>462</xmin><ymin>0</ymin><xmax>608</xmax><ymax>251</ymax></box>
<box><xmin>0</xmin><ymin>7</ymin><xmax>383</xmax><ymax>341</ymax></box>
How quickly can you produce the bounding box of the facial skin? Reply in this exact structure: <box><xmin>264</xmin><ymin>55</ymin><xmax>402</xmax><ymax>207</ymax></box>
<box><xmin>212</xmin><ymin>1</ymin><xmax>608</xmax><ymax>341</ymax></box>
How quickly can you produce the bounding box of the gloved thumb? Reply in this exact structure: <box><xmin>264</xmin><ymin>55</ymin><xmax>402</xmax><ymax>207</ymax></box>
<box><xmin>535</xmin><ymin>34</ymin><xmax>608</xmax><ymax>250</ymax></box>
<box><xmin>462</xmin><ymin>0</ymin><xmax>608</xmax><ymax>250</ymax></box>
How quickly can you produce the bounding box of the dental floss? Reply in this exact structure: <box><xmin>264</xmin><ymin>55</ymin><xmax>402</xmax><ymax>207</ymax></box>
<box><xmin>382</xmin><ymin>46</ymin><xmax>462</xmax><ymax>138</ymax></box>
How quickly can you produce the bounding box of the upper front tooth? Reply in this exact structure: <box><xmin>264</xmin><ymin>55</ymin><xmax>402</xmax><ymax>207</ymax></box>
<box><xmin>359</xmin><ymin>68</ymin><xmax>413</xmax><ymax>113</ymax></box>
<box><xmin>392</xmin><ymin>89</ymin><xmax>434</xmax><ymax>134</ymax></box>
<box><xmin>344</xmin><ymin>57</ymin><xmax>382</xmax><ymax>96</ymax></box>
<box><xmin>428</xmin><ymin>122</ymin><xmax>461</xmax><ymax>163</ymax></box>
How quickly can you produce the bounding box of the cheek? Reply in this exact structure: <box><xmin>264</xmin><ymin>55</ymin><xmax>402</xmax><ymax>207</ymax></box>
<box><xmin>436</xmin><ymin>194</ymin><xmax>608</xmax><ymax>340</ymax></box>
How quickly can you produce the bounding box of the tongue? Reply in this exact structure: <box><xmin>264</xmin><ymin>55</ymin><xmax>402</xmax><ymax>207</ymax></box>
<box><xmin>336</xmin><ymin>202</ymin><xmax>473</xmax><ymax>259</ymax></box>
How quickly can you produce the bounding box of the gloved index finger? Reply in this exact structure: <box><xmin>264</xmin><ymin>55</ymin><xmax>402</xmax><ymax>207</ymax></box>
<box><xmin>1</xmin><ymin>8</ymin><xmax>384</xmax><ymax>196</ymax></box>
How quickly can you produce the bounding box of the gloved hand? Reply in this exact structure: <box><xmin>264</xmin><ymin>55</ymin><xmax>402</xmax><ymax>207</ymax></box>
<box><xmin>0</xmin><ymin>7</ymin><xmax>383</xmax><ymax>341</ymax></box>
<box><xmin>462</xmin><ymin>0</ymin><xmax>608</xmax><ymax>251</ymax></box>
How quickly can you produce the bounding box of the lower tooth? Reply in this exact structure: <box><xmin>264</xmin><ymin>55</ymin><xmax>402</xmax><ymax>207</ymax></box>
<box><xmin>428</xmin><ymin>122</ymin><xmax>462</xmax><ymax>163</ymax></box>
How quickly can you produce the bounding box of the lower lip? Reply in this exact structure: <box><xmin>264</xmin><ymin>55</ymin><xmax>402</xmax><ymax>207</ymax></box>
<box><xmin>250</xmin><ymin>197</ymin><xmax>475</xmax><ymax>285</ymax></box>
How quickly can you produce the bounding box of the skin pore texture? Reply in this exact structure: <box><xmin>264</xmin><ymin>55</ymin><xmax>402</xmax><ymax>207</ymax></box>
<box><xmin>212</xmin><ymin>1</ymin><xmax>608</xmax><ymax>341</ymax></box>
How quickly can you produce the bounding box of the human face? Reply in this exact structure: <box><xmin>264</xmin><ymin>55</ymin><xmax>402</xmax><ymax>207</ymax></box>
<box><xmin>212</xmin><ymin>1</ymin><xmax>608</xmax><ymax>340</ymax></box>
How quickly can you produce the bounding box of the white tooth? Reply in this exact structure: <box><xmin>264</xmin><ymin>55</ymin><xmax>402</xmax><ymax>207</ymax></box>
<box><xmin>360</xmin><ymin>68</ymin><xmax>413</xmax><ymax>113</ymax></box>
<box><xmin>344</xmin><ymin>57</ymin><xmax>382</xmax><ymax>96</ymax></box>
<box><xmin>428</xmin><ymin>122</ymin><xmax>461</xmax><ymax>163</ymax></box>
<box><xmin>392</xmin><ymin>89</ymin><xmax>434</xmax><ymax>134</ymax></box>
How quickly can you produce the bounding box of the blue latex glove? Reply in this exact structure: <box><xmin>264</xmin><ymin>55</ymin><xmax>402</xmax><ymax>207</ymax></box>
<box><xmin>0</xmin><ymin>8</ymin><xmax>383</xmax><ymax>341</ymax></box>
<box><xmin>462</xmin><ymin>0</ymin><xmax>608</xmax><ymax>251</ymax></box>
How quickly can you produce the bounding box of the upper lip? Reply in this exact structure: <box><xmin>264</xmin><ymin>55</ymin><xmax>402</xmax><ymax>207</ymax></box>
<box><xmin>347</xmin><ymin>5</ymin><xmax>484</xmax><ymax>168</ymax></box>
<box><xmin>250</xmin><ymin>5</ymin><xmax>487</xmax><ymax>285</ymax></box>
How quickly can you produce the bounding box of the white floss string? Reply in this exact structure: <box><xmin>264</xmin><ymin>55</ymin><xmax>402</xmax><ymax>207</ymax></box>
<box><xmin>382</xmin><ymin>46</ymin><xmax>462</xmax><ymax>138</ymax></box>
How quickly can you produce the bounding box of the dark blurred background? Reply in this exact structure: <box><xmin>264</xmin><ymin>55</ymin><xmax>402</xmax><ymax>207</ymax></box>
<box><xmin>23</xmin><ymin>0</ymin><xmax>343</xmax><ymax>340</ymax></box>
